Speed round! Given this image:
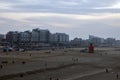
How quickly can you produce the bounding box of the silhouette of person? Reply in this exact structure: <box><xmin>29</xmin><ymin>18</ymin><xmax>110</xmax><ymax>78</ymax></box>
<box><xmin>88</xmin><ymin>43</ymin><xmax>94</xmax><ymax>53</ymax></box>
<box><xmin>105</xmin><ymin>68</ymin><xmax>108</xmax><ymax>73</ymax></box>
<box><xmin>117</xmin><ymin>73</ymin><xmax>119</xmax><ymax>79</ymax></box>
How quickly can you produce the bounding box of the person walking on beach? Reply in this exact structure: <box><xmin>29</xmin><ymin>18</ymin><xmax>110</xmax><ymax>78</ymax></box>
<box><xmin>49</xmin><ymin>77</ymin><xmax>52</xmax><ymax>80</ymax></box>
<box><xmin>105</xmin><ymin>68</ymin><xmax>108</xmax><ymax>73</ymax></box>
<box><xmin>56</xmin><ymin>78</ymin><xmax>59</xmax><ymax>80</ymax></box>
<box><xmin>0</xmin><ymin>64</ymin><xmax>3</xmax><ymax>69</ymax></box>
<box><xmin>117</xmin><ymin>73</ymin><xmax>119</xmax><ymax>79</ymax></box>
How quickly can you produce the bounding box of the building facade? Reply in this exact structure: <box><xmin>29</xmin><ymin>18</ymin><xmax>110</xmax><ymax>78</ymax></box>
<box><xmin>89</xmin><ymin>35</ymin><xmax>104</xmax><ymax>46</ymax></box>
<box><xmin>31</xmin><ymin>28</ymin><xmax>50</xmax><ymax>43</ymax></box>
<box><xmin>0</xmin><ymin>34</ymin><xmax>4</xmax><ymax>41</ymax></box>
<box><xmin>5</xmin><ymin>28</ymin><xmax>70</xmax><ymax>49</ymax></box>
<box><xmin>20</xmin><ymin>31</ymin><xmax>31</xmax><ymax>42</ymax></box>
<box><xmin>31</xmin><ymin>28</ymin><xmax>40</xmax><ymax>42</ymax></box>
<box><xmin>39</xmin><ymin>29</ymin><xmax>50</xmax><ymax>43</ymax></box>
<box><xmin>50</xmin><ymin>33</ymin><xmax>69</xmax><ymax>44</ymax></box>
<box><xmin>6</xmin><ymin>31</ymin><xmax>19</xmax><ymax>46</ymax></box>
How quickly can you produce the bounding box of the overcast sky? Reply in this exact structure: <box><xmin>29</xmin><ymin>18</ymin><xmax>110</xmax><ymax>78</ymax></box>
<box><xmin>0</xmin><ymin>0</ymin><xmax>120</xmax><ymax>40</ymax></box>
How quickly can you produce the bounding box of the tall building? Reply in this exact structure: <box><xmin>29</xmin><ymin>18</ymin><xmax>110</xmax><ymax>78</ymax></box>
<box><xmin>39</xmin><ymin>29</ymin><xmax>50</xmax><ymax>43</ymax></box>
<box><xmin>70</xmin><ymin>38</ymin><xmax>82</xmax><ymax>47</ymax></box>
<box><xmin>19</xmin><ymin>31</ymin><xmax>31</xmax><ymax>42</ymax></box>
<box><xmin>50</xmin><ymin>33</ymin><xmax>69</xmax><ymax>43</ymax></box>
<box><xmin>6</xmin><ymin>31</ymin><xmax>19</xmax><ymax>44</ymax></box>
<box><xmin>89</xmin><ymin>35</ymin><xmax>104</xmax><ymax>46</ymax></box>
<box><xmin>105</xmin><ymin>38</ymin><xmax>116</xmax><ymax>46</ymax></box>
<box><xmin>31</xmin><ymin>28</ymin><xmax>40</xmax><ymax>42</ymax></box>
<box><xmin>31</xmin><ymin>28</ymin><xmax>50</xmax><ymax>43</ymax></box>
<box><xmin>5</xmin><ymin>28</ymin><xmax>70</xmax><ymax>48</ymax></box>
<box><xmin>0</xmin><ymin>34</ymin><xmax>4</xmax><ymax>41</ymax></box>
<box><xmin>0</xmin><ymin>34</ymin><xmax>7</xmax><ymax>46</ymax></box>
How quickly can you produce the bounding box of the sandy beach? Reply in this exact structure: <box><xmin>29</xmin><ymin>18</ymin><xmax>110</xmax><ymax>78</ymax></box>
<box><xmin>0</xmin><ymin>47</ymin><xmax>120</xmax><ymax>80</ymax></box>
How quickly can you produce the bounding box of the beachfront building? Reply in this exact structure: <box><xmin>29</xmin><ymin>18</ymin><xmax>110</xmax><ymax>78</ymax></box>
<box><xmin>31</xmin><ymin>28</ymin><xmax>50</xmax><ymax>43</ymax></box>
<box><xmin>104</xmin><ymin>38</ymin><xmax>116</xmax><ymax>47</ymax></box>
<box><xmin>31</xmin><ymin>28</ymin><xmax>40</xmax><ymax>43</ymax></box>
<box><xmin>50</xmin><ymin>33</ymin><xmax>69</xmax><ymax>47</ymax></box>
<box><xmin>6</xmin><ymin>31</ymin><xmax>20</xmax><ymax>46</ymax></box>
<box><xmin>50</xmin><ymin>33</ymin><xmax>69</xmax><ymax>43</ymax></box>
<box><xmin>89</xmin><ymin>35</ymin><xmax>104</xmax><ymax>46</ymax></box>
<box><xmin>39</xmin><ymin>29</ymin><xmax>50</xmax><ymax>43</ymax></box>
<box><xmin>70</xmin><ymin>38</ymin><xmax>82</xmax><ymax>47</ymax></box>
<box><xmin>30</xmin><ymin>28</ymin><xmax>50</xmax><ymax>49</ymax></box>
<box><xmin>20</xmin><ymin>31</ymin><xmax>31</xmax><ymax>42</ymax></box>
<box><xmin>5</xmin><ymin>28</ymin><xmax>70</xmax><ymax>49</ymax></box>
<box><xmin>0</xmin><ymin>34</ymin><xmax>8</xmax><ymax>46</ymax></box>
<box><xmin>0</xmin><ymin>34</ymin><xmax>4</xmax><ymax>41</ymax></box>
<box><xmin>19</xmin><ymin>31</ymin><xmax>31</xmax><ymax>48</ymax></box>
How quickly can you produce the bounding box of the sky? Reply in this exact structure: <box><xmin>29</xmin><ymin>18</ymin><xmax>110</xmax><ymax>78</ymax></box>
<box><xmin>0</xmin><ymin>0</ymin><xmax>120</xmax><ymax>40</ymax></box>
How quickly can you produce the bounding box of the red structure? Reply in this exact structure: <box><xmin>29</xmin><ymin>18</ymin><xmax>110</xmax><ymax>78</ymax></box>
<box><xmin>88</xmin><ymin>43</ymin><xmax>94</xmax><ymax>53</ymax></box>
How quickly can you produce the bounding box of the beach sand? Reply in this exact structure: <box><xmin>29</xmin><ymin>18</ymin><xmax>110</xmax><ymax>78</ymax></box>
<box><xmin>0</xmin><ymin>47</ymin><xmax>120</xmax><ymax>80</ymax></box>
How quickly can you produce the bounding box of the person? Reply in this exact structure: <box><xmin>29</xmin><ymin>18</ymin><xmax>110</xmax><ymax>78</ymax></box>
<box><xmin>88</xmin><ymin>43</ymin><xmax>94</xmax><ymax>53</ymax></box>
<box><xmin>117</xmin><ymin>73</ymin><xmax>119</xmax><ymax>79</ymax></box>
<box><xmin>49</xmin><ymin>77</ymin><xmax>52</xmax><ymax>80</ymax></box>
<box><xmin>20</xmin><ymin>74</ymin><xmax>24</xmax><ymax>77</ymax></box>
<box><xmin>0</xmin><ymin>65</ymin><xmax>3</xmax><ymax>69</ymax></box>
<box><xmin>105</xmin><ymin>68</ymin><xmax>108</xmax><ymax>73</ymax></box>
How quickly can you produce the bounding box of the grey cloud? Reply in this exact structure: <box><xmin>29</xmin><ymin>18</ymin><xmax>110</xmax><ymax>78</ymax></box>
<box><xmin>1</xmin><ymin>6</ymin><xmax>120</xmax><ymax>14</ymax></box>
<box><xmin>23</xmin><ymin>15</ymin><xmax>120</xmax><ymax>39</ymax></box>
<box><xmin>0</xmin><ymin>0</ymin><xmax>21</xmax><ymax>3</ymax></box>
<box><xmin>1</xmin><ymin>0</ymin><xmax>120</xmax><ymax>39</ymax></box>
<box><xmin>0</xmin><ymin>17</ymin><xmax>18</xmax><ymax>23</ymax></box>
<box><xmin>0</xmin><ymin>0</ymin><xmax>120</xmax><ymax>14</ymax></box>
<box><xmin>0</xmin><ymin>17</ymin><xmax>34</xmax><ymax>33</ymax></box>
<box><xmin>0</xmin><ymin>14</ymin><xmax>120</xmax><ymax>39</ymax></box>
